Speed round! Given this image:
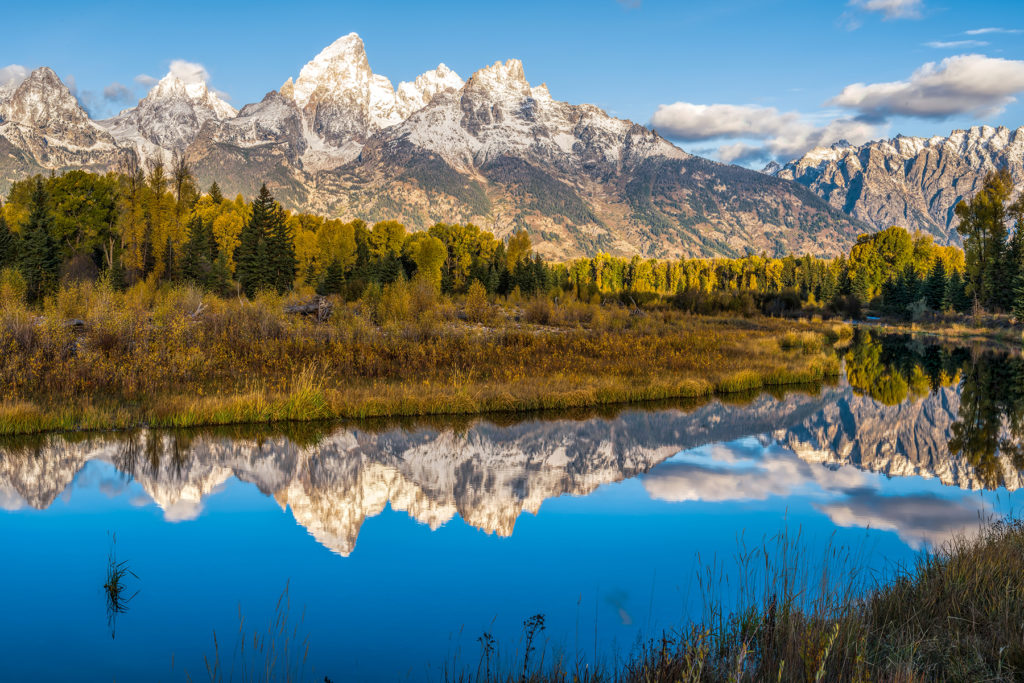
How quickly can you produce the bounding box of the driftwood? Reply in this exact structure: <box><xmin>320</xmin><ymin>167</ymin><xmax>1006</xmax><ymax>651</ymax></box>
<box><xmin>284</xmin><ymin>296</ymin><xmax>333</xmax><ymax>323</ymax></box>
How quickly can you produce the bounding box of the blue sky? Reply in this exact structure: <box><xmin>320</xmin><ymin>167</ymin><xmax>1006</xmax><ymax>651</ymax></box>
<box><xmin>2</xmin><ymin>0</ymin><xmax>1023</xmax><ymax>165</ymax></box>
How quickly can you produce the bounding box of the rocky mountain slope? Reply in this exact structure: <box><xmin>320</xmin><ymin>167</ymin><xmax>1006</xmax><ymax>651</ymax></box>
<box><xmin>0</xmin><ymin>67</ymin><xmax>128</xmax><ymax>189</ymax></box>
<box><xmin>0</xmin><ymin>34</ymin><xmax>866</xmax><ymax>259</ymax></box>
<box><xmin>1</xmin><ymin>382</ymin><xmax>1018</xmax><ymax>555</ymax></box>
<box><xmin>773</xmin><ymin>126</ymin><xmax>1024</xmax><ymax>243</ymax></box>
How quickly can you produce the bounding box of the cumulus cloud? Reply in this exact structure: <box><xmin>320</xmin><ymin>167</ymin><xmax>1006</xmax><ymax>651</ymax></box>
<box><xmin>849</xmin><ymin>0</ymin><xmax>923</xmax><ymax>20</ymax></box>
<box><xmin>650</xmin><ymin>102</ymin><xmax>880</xmax><ymax>164</ymax></box>
<box><xmin>643</xmin><ymin>441</ymin><xmax>998</xmax><ymax>550</ymax></box>
<box><xmin>817</xmin><ymin>490</ymin><xmax>985</xmax><ymax>549</ymax></box>
<box><xmin>925</xmin><ymin>39</ymin><xmax>988</xmax><ymax>48</ymax></box>
<box><xmin>829</xmin><ymin>54</ymin><xmax>1024</xmax><ymax>120</ymax></box>
<box><xmin>168</xmin><ymin>58</ymin><xmax>211</xmax><ymax>86</ymax></box>
<box><xmin>134</xmin><ymin>73</ymin><xmax>158</xmax><ymax>87</ymax></box>
<box><xmin>0</xmin><ymin>64</ymin><xmax>29</xmax><ymax>90</ymax></box>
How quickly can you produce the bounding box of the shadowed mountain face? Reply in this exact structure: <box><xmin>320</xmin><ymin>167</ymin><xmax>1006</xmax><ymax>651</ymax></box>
<box><xmin>3</xmin><ymin>339</ymin><xmax>1021</xmax><ymax>555</ymax></box>
<box><xmin>0</xmin><ymin>34</ymin><xmax>866</xmax><ymax>259</ymax></box>
<box><xmin>773</xmin><ymin>126</ymin><xmax>1024</xmax><ymax>244</ymax></box>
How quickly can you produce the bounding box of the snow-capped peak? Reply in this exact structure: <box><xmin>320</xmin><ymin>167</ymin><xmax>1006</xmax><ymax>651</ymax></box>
<box><xmin>0</xmin><ymin>67</ymin><xmax>93</xmax><ymax>130</ymax></box>
<box><xmin>143</xmin><ymin>72</ymin><xmax>236</xmax><ymax>120</ymax></box>
<box><xmin>395</xmin><ymin>63</ymin><xmax>464</xmax><ymax>118</ymax></box>
<box><xmin>288</xmin><ymin>32</ymin><xmax>372</xmax><ymax>110</ymax></box>
<box><xmin>465</xmin><ymin>59</ymin><xmax>532</xmax><ymax>98</ymax></box>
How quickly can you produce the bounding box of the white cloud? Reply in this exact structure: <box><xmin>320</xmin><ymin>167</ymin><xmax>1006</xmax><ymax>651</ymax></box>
<box><xmin>925</xmin><ymin>39</ymin><xmax>988</xmax><ymax>48</ymax></box>
<box><xmin>650</xmin><ymin>102</ymin><xmax>881</xmax><ymax>164</ymax></box>
<box><xmin>168</xmin><ymin>58</ymin><xmax>210</xmax><ymax>86</ymax></box>
<box><xmin>0</xmin><ymin>64</ymin><xmax>29</xmax><ymax>90</ymax></box>
<box><xmin>830</xmin><ymin>54</ymin><xmax>1024</xmax><ymax>119</ymax></box>
<box><xmin>849</xmin><ymin>0</ymin><xmax>923</xmax><ymax>19</ymax></box>
<box><xmin>965</xmin><ymin>27</ymin><xmax>1022</xmax><ymax>35</ymax></box>
<box><xmin>134</xmin><ymin>73</ymin><xmax>158</xmax><ymax>87</ymax></box>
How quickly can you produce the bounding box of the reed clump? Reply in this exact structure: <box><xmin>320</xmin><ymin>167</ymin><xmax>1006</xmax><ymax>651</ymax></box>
<box><xmin>0</xmin><ymin>281</ymin><xmax>844</xmax><ymax>435</ymax></box>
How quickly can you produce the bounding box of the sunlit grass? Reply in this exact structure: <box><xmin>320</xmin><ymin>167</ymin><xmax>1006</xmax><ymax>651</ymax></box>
<box><xmin>0</xmin><ymin>282</ymin><xmax>845</xmax><ymax>435</ymax></box>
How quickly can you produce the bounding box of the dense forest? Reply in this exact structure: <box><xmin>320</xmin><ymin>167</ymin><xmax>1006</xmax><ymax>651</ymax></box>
<box><xmin>1</xmin><ymin>160</ymin><xmax>1021</xmax><ymax>322</ymax></box>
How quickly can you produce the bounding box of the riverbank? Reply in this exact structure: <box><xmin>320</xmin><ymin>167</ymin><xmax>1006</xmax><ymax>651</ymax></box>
<box><xmin>438</xmin><ymin>519</ymin><xmax>1024</xmax><ymax>682</ymax></box>
<box><xmin>0</xmin><ymin>282</ymin><xmax>844</xmax><ymax>436</ymax></box>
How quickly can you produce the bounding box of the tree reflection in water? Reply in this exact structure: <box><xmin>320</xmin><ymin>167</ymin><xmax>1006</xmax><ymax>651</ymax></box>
<box><xmin>847</xmin><ymin>330</ymin><xmax>1024</xmax><ymax>489</ymax></box>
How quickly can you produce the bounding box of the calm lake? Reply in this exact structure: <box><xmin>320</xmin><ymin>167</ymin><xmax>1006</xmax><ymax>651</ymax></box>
<box><xmin>2</xmin><ymin>332</ymin><xmax>1022</xmax><ymax>681</ymax></box>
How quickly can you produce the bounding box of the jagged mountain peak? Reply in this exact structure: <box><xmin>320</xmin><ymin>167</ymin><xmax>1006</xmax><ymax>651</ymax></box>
<box><xmin>142</xmin><ymin>72</ymin><xmax>236</xmax><ymax>120</ymax></box>
<box><xmin>777</xmin><ymin>124</ymin><xmax>1024</xmax><ymax>243</ymax></box>
<box><xmin>288</xmin><ymin>32</ymin><xmax>373</xmax><ymax>110</ymax></box>
<box><xmin>465</xmin><ymin>59</ymin><xmax>531</xmax><ymax>98</ymax></box>
<box><xmin>0</xmin><ymin>66</ymin><xmax>91</xmax><ymax>129</ymax></box>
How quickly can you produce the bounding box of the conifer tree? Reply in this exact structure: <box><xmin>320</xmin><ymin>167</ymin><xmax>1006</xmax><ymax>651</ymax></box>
<box><xmin>19</xmin><ymin>178</ymin><xmax>60</xmax><ymax>302</ymax></box>
<box><xmin>316</xmin><ymin>259</ymin><xmax>344</xmax><ymax>296</ymax></box>
<box><xmin>208</xmin><ymin>181</ymin><xmax>224</xmax><ymax>205</ymax></box>
<box><xmin>265</xmin><ymin>199</ymin><xmax>297</xmax><ymax>294</ymax></box>
<box><xmin>944</xmin><ymin>270</ymin><xmax>970</xmax><ymax>313</ymax></box>
<box><xmin>0</xmin><ymin>206</ymin><xmax>18</xmax><ymax>268</ymax></box>
<box><xmin>234</xmin><ymin>184</ymin><xmax>293</xmax><ymax>297</ymax></box>
<box><xmin>925</xmin><ymin>259</ymin><xmax>947</xmax><ymax>311</ymax></box>
<box><xmin>181</xmin><ymin>215</ymin><xmax>213</xmax><ymax>285</ymax></box>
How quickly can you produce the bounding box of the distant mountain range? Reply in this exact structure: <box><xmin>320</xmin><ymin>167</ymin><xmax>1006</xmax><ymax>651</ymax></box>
<box><xmin>0</xmin><ymin>34</ymin><xmax>867</xmax><ymax>259</ymax></box>
<box><xmin>1</xmin><ymin>34</ymin><xmax>1019</xmax><ymax>258</ymax></box>
<box><xmin>1</xmin><ymin>384</ymin><xmax>1017</xmax><ymax>555</ymax></box>
<box><xmin>771</xmin><ymin>126</ymin><xmax>1024</xmax><ymax>245</ymax></box>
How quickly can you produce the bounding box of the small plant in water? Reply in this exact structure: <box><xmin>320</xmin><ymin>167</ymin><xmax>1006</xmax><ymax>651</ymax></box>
<box><xmin>103</xmin><ymin>532</ymin><xmax>138</xmax><ymax>639</ymax></box>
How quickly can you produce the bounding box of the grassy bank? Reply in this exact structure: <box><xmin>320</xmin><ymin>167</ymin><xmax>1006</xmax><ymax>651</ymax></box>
<box><xmin>438</xmin><ymin>520</ymin><xmax>1024</xmax><ymax>682</ymax></box>
<box><xmin>0</xmin><ymin>280</ymin><xmax>845</xmax><ymax>436</ymax></box>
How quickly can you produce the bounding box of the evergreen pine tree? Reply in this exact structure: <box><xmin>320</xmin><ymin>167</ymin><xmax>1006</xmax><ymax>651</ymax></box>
<box><xmin>316</xmin><ymin>259</ymin><xmax>344</xmax><ymax>296</ymax></box>
<box><xmin>925</xmin><ymin>259</ymin><xmax>947</xmax><ymax>311</ymax></box>
<box><xmin>234</xmin><ymin>185</ymin><xmax>274</xmax><ymax>298</ymax></box>
<box><xmin>181</xmin><ymin>215</ymin><xmax>211</xmax><ymax>285</ymax></box>
<box><xmin>19</xmin><ymin>178</ymin><xmax>60</xmax><ymax>302</ymax></box>
<box><xmin>0</xmin><ymin>207</ymin><xmax>18</xmax><ymax>268</ymax></box>
<box><xmin>1012</xmin><ymin>272</ymin><xmax>1024</xmax><ymax>322</ymax></box>
<box><xmin>208</xmin><ymin>181</ymin><xmax>224</xmax><ymax>204</ymax></box>
<box><xmin>944</xmin><ymin>270</ymin><xmax>970</xmax><ymax>313</ymax></box>
<box><xmin>265</xmin><ymin>197</ymin><xmax>297</xmax><ymax>294</ymax></box>
<box><xmin>208</xmin><ymin>253</ymin><xmax>233</xmax><ymax>296</ymax></box>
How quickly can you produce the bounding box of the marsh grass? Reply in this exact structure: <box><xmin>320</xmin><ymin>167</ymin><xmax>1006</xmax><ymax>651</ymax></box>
<box><xmin>196</xmin><ymin>581</ymin><xmax>310</xmax><ymax>683</ymax></box>
<box><xmin>0</xmin><ymin>282</ymin><xmax>844</xmax><ymax>436</ymax></box>
<box><xmin>440</xmin><ymin>520</ymin><xmax>1024</xmax><ymax>683</ymax></box>
<box><xmin>103</xmin><ymin>533</ymin><xmax>138</xmax><ymax>640</ymax></box>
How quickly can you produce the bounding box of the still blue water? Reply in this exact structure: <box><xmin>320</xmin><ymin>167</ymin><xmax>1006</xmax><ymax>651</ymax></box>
<box><xmin>1</xmin><ymin>341</ymin><xmax>1021</xmax><ymax>680</ymax></box>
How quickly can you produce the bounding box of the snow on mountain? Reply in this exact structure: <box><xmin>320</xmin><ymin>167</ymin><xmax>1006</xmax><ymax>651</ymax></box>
<box><xmin>99</xmin><ymin>71</ymin><xmax>237</xmax><ymax>161</ymax></box>
<box><xmin>376</xmin><ymin>57</ymin><xmax>685</xmax><ymax>173</ymax></box>
<box><xmin>0</xmin><ymin>67</ymin><xmax>125</xmax><ymax>174</ymax></box>
<box><xmin>775</xmin><ymin>125</ymin><xmax>1024</xmax><ymax>242</ymax></box>
<box><xmin>278</xmin><ymin>32</ymin><xmax>465</xmax><ymax>168</ymax></box>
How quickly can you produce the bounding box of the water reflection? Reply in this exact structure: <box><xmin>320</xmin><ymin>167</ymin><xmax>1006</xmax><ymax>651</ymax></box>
<box><xmin>1</xmin><ymin>333</ymin><xmax>1022</xmax><ymax>556</ymax></box>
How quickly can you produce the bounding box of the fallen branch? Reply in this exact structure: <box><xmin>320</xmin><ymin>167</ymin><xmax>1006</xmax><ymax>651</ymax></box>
<box><xmin>284</xmin><ymin>296</ymin><xmax>333</xmax><ymax>323</ymax></box>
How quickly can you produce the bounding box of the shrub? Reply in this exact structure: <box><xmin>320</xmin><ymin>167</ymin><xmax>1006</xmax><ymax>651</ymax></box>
<box><xmin>0</xmin><ymin>268</ymin><xmax>27</xmax><ymax>309</ymax></box>
<box><xmin>464</xmin><ymin>280</ymin><xmax>489</xmax><ymax>324</ymax></box>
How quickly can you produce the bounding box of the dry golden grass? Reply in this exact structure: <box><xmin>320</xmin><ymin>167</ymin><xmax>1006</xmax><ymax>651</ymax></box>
<box><xmin>0</xmin><ymin>281</ymin><xmax>842</xmax><ymax>435</ymax></box>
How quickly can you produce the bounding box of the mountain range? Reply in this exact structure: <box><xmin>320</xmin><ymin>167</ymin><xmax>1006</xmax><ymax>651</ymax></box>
<box><xmin>772</xmin><ymin>126</ymin><xmax>1024</xmax><ymax>245</ymax></box>
<box><xmin>1</xmin><ymin>34</ymin><xmax>1020</xmax><ymax>259</ymax></box>
<box><xmin>0</xmin><ymin>34</ymin><xmax>869</xmax><ymax>259</ymax></box>
<box><xmin>1</xmin><ymin>382</ymin><xmax>1017</xmax><ymax>555</ymax></box>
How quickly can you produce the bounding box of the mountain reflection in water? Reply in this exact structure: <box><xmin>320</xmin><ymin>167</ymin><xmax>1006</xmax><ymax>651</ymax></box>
<box><xmin>1</xmin><ymin>332</ymin><xmax>1022</xmax><ymax>556</ymax></box>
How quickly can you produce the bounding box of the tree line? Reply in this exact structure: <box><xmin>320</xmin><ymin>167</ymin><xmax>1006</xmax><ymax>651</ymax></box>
<box><xmin>0</xmin><ymin>163</ymin><xmax>1021</xmax><ymax>319</ymax></box>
